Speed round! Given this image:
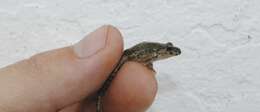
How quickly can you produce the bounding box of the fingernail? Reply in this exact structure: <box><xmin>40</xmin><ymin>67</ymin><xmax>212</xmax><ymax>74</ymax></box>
<box><xmin>74</xmin><ymin>25</ymin><xmax>109</xmax><ymax>58</ymax></box>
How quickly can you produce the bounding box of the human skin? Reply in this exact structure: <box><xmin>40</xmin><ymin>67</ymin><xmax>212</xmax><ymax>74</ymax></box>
<box><xmin>0</xmin><ymin>25</ymin><xmax>157</xmax><ymax>112</ymax></box>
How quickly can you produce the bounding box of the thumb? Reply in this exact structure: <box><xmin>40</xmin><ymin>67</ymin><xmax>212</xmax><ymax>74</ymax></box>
<box><xmin>0</xmin><ymin>25</ymin><xmax>123</xmax><ymax>112</ymax></box>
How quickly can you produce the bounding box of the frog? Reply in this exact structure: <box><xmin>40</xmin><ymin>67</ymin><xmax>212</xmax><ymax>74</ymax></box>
<box><xmin>96</xmin><ymin>42</ymin><xmax>181</xmax><ymax>112</ymax></box>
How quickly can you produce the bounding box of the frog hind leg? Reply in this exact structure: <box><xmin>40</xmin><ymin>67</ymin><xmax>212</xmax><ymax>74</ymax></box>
<box><xmin>96</xmin><ymin>96</ymin><xmax>103</xmax><ymax>112</ymax></box>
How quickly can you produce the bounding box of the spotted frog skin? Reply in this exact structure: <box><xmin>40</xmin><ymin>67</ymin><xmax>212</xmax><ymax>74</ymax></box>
<box><xmin>96</xmin><ymin>42</ymin><xmax>181</xmax><ymax>112</ymax></box>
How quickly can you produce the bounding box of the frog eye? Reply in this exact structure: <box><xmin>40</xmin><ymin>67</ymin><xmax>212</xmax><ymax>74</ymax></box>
<box><xmin>166</xmin><ymin>42</ymin><xmax>173</xmax><ymax>47</ymax></box>
<box><xmin>166</xmin><ymin>46</ymin><xmax>174</xmax><ymax>51</ymax></box>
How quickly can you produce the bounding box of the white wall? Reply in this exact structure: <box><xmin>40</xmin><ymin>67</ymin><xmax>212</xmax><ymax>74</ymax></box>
<box><xmin>1</xmin><ymin>0</ymin><xmax>260</xmax><ymax>112</ymax></box>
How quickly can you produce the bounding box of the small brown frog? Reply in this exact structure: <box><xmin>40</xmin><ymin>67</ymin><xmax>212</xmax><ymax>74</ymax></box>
<box><xmin>96</xmin><ymin>42</ymin><xmax>181</xmax><ymax>112</ymax></box>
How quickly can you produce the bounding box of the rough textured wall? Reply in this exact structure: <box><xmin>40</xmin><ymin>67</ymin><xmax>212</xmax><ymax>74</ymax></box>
<box><xmin>0</xmin><ymin>0</ymin><xmax>260</xmax><ymax>112</ymax></box>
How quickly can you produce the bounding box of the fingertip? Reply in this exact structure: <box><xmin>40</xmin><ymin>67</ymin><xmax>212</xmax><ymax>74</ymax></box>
<box><xmin>106</xmin><ymin>25</ymin><xmax>124</xmax><ymax>54</ymax></box>
<box><xmin>73</xmin><ymin>25</ymin><xmax>123</xmax><ymax>59</ymax></box>
<box><xmin>103</xmin><ymin>62</ymin><xmax>158</xmax><ymax>112</ymax></box>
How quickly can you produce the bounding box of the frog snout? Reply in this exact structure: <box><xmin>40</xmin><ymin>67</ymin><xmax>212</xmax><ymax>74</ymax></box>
<box><xmin>167</xmin><ymin>47</ymin><xmax>181</xmax><ymax>55</ymax></box>
<box><xmin>173</xmin><ymin>47</ymin><xmax>181</xmax><ymax>55</ymax></box>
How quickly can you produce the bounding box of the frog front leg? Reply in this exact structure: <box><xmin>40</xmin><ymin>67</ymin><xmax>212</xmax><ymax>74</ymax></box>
<box><xmin>144</xmin><ymin>62</ymin><xmax>155</xmax><ymax>72</ymax></box>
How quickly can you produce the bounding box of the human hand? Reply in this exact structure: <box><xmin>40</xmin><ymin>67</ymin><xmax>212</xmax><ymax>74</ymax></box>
<box><xmin>0</xmin><ymin>25</ymin><xmax>157</xmax><ymax>112</ymax></box>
